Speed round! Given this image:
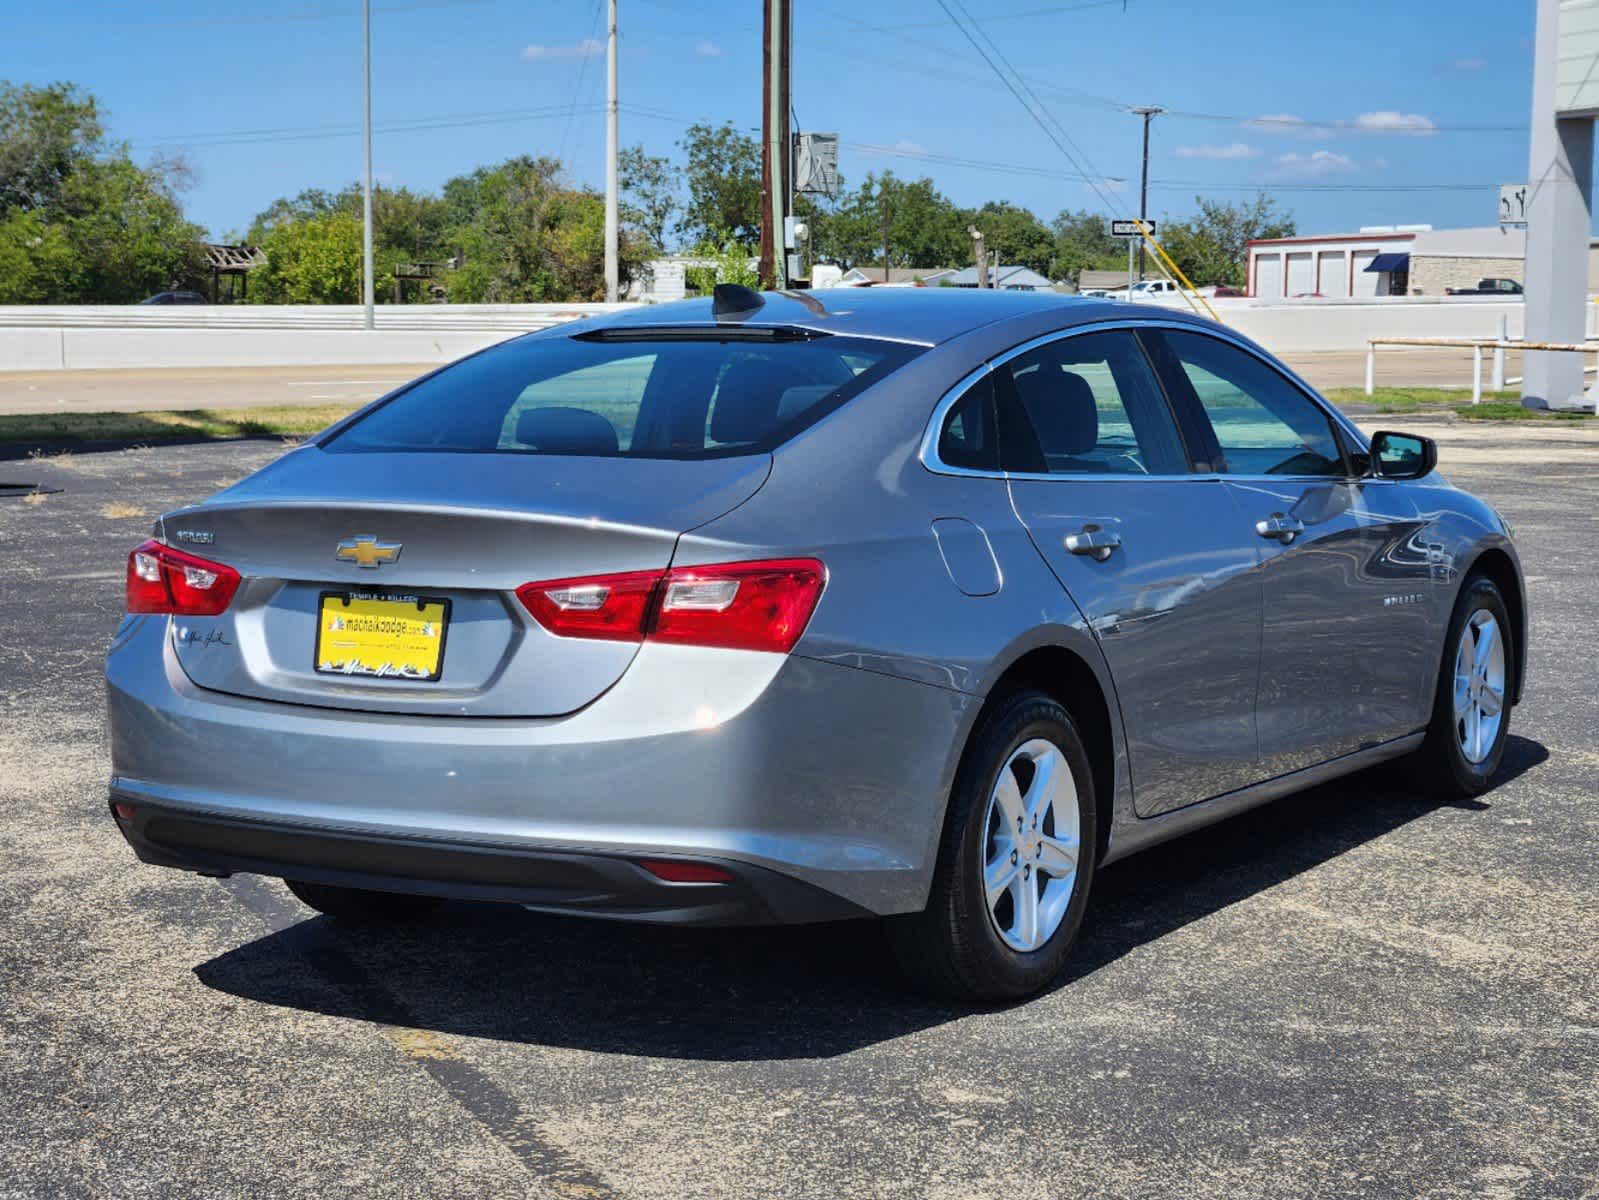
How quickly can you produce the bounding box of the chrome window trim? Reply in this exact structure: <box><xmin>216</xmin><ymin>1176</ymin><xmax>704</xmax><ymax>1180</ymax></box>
<box><xmin>918</xmin><ymin>316</ymin><xmax>1371</xmax><ymax>483</ymax></box>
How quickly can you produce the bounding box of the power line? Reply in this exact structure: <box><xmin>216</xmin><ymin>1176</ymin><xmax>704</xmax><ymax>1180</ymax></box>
<box><xmin>623</xmin><ymin>104</ymin><xmax>1499</xmax><ymax>194</ymax></box>
<box><xmin>558</xmin><ymin>0</ymin><xmax>607</xmax><ymax>163</ymax></box>
<box><xmin>9</xmin><ymin>0</ymin><xmax>494</xmax><ymax>38</ymax></box>
<box><xmin>129</xmin><ymin>105</ymin><xmax>604</xmax><ymax>150</ymax></box>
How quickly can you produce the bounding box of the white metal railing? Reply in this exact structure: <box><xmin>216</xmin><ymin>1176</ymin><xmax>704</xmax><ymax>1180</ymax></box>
<box><xmin>0</xmin><ymin>302</ymin><xmax>632</xmax><ymax>333</ymax></box>
<box><xmin>1366</xmin><ymin>321</ymin><xmax>1599</xmax><ymax>407</ymax></box>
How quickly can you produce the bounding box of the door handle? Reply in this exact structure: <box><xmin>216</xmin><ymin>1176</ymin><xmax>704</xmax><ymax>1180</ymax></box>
<box><xmin>1065</xmin><ymin>524</ymin><xmax>1122</xmax><ymax>562</ymax></box>
<box><xmin>1255</xmin><ymin>513</ymin><xmax>1305</xmax><ymax>543</ymax></box>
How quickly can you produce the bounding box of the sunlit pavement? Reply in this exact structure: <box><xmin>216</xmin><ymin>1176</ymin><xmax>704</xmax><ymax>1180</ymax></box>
<box><xmin>1</xmin><ymin>428</ymin><xmax>1595</xmax><ymax>1199</ymax></box>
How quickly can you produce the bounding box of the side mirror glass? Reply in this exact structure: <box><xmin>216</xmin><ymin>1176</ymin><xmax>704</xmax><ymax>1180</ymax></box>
<box><xmin>1368</xmin><ymin>430</ymin><xmax>1437</xmax><ymax>480</ymax></box>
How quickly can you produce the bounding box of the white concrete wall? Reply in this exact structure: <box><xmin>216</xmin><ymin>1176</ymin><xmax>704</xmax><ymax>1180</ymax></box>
<box><xmin>0</xmin><ymin>304</ymin><xmax>628</xmax><ymax>372</ymax></box>
<box><xmin>0</xmin><ymin>298</ymin><xmax>1545</xmax><ymax>369</ymax></box>
<box><xmin>1226</xmin><ymin>298</ymin><xmax>1525</xmax><ymax>352</ymax></box>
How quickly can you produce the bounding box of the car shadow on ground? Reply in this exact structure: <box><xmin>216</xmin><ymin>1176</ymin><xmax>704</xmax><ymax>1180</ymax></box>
<box><xmin>194</xmin><ymin>735</ymin><xmax>1547</xmax><ymax>1061</ymax></box>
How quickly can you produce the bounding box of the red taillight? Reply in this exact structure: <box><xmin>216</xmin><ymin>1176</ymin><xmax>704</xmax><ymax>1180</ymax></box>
<box><xmin>516</xmin><ymin>558</ymin><xmax>825</xmax><ymax>654</ymax></box>
<box><xmin>637</xmin><ymin>859</ymin><xmax>734</xmax><ymax>884</ymax></box>
<box><xmin>514</xmin><ymin>570</ymin><xmax>660</xmax><ymax>641</ymax></box>
<box><xmin>652</xmin><ymin>559</ymin><xmax>825</xmax><ymax>653</ymax></box>
<box><xmin>126</xmin><ymin>539</ymin><xmax>240</xmax><ymax>616</ymax></box>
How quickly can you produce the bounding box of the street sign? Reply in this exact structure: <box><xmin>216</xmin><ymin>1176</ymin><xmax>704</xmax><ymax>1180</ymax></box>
<box><xmin>1111</xmin><ymin>219</ymin><xmax>1156</xmax><ymax>238</ymax></box>
<box><xmin>1498</xmin><ymin>183</ymin><xmax>1529</xmax><ymax>226</ymax></box>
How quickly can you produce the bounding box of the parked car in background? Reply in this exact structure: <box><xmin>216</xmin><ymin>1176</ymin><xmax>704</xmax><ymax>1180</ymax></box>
<box><xmin>138</xmin><ymin>291</ymin><xmax>208</xmax><ymax>305</ymax></box>
<box><xmin>1127</xmin><ymin>279</ymin><xmax>1179</xmax><ymax>298</ymax></box>
<box><xmin>106</xmin><ymin>287</ymin><xmax>1526</xmax><ymax>1001</ymax></box>
<box><xmin>1445</xmin><ymin>278</ymin><xmax>1524</xmax><ymax>296</ymax></box>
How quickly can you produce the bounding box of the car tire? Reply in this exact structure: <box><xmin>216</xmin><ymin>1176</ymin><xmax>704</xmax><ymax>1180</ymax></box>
<box><xmin>284</xmin><ymin>878</ymin><xmax>443</xmax><ymax>922</ymax></box>
<box><xmin>887</xmin><ymin>690</ymin><xmax>1097</xmax><ymax>1002</ymax></box>
<box><xmin>1414</xmin><ymin>574</ymin><xmax>1515</xmax><ymax>798</ymax></box>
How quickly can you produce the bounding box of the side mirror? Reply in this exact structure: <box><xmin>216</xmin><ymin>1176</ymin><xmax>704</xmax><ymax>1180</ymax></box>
<box><xmin>1368</xmin><ymin>430</ymin><xmax>1438</xmax><ymax>480</ymax></box>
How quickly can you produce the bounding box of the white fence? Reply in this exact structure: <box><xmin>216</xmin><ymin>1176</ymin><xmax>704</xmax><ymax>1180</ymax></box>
<box><xmin>0</xmin><ymin>304</ymin><xmax>628</xmax><ymax>372</ymax></box>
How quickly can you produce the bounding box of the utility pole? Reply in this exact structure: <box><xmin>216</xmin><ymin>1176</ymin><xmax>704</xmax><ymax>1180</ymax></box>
<box><xmin>1129</xmin><ymin>105</ymin><xmax>1162</xmax><ymax>281</ymax></box>
<box><xmin>759</xmin><ymin>0</ymin><xmax>790</xmax><ymax>289</ymax></box>
<box><xmin>968</xmin><ymin>224</ymin><xmax>988</xmax><ymax>288</ymax></box>
<box><xmin>604</xmin><ymin>0</ymin><xmax>619</xmax><ymax>303</ymax></box>
<box><xmin>361</xmin><ymin>0</ymin><xmax>374</xmax><ymax>329</ymax></box>
<box><xmin>880</xmin><ymin>185</ymin><xmax>891</xmax><ymax>281</ymax></box>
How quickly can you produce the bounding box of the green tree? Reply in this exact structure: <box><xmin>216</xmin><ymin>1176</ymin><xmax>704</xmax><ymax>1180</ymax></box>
<box><xmin>1049</xmin><ymin>208</ymin><xmax>1123</xmax><ymax>282</ymax></box>
<box><xmin>804</xmin><ymin>172</ymin><xmax>970</xmax><ymax>272</ymax></box>
<box><xmin>1158</xmin><ymin>193</ymin><xmax>1295</xmax><ymax>287</ymax></box>
<box><xmin>968</xmin><ymin>201</ymin><xmax>1054</xmax><ymax>276</ymax></box>
<box><xmin>250</xmin><ymin>210</ymin><xmax>365</xmax><ymax>304</ymax></box>
<box><xmin>677</xmin><ymin>122</ymin><xmax>761</xmax><ymax>246</ymax></box>
<box><xmin>683</xmin><ymin>234</ymin><xmax>759</xmax><ymax>294</ymax></box>
<box><xmin>442</xmin><ymin>156</ymin><xmax>643</xmax><ymax>302</ymax></box>
<box><xmin>619</xmin><ymin>145</ymin><xmax>676</xmax><ymax>253</ymax></box>
<box><xmin>246</xmin><ymin>183</ymin><xmax>452</xmax><ymax>302</ymax></box>
<box><xmin>0</xmin><ymin>81</ymin><xmax>205</xmax><ymax>303</ymax></box>
<box><xmin>0</xmin><ymin>81</ymin><xmax>105</xmax><ymax>213</ymax></box>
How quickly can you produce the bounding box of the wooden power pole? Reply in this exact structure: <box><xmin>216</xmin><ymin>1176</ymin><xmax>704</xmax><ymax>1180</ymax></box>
<box><xmin>759</xmin><ymin>0</ymin><xmax>791</xmax><ymax>289</ymax></box>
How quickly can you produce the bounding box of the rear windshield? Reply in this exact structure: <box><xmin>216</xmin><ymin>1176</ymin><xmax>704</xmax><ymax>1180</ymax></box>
<box><xmin>323</xmin><ymin>331</ymin><xmax>923</xmax><ymax>459</ymax></box>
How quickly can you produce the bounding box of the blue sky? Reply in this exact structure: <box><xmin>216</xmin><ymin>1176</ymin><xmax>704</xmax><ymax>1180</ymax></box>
<box><xmin>5</xmin><ymin>0</ymin><xmax>1538</xmax><ymax>243</ymax></box>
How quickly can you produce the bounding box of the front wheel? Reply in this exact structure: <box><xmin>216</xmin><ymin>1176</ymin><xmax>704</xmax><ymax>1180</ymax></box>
<box><xmin>285</xmin><ymin>878</ymin><xmax>443</xmax><ymax>922</ymax></box>
<box><xmin>888</xmin><ymin>690</ymin><xmax>1097</xmax><ymax>1001</ymax></box>
<box><xmin>1415</xmin><ymin>574</ymin><xmax>1515</xmax><ymax>797</ymax></box>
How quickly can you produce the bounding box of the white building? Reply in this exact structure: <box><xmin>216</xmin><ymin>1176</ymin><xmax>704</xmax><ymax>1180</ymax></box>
<box><xmin>1246</xmin><ymin>227</ymin><xmax>1430</xmax><ymax>299</ymax></box>
<box><xmin>1247</xmin><ymin>224</ymin><xmax>1599</xmax><ymax>299</ymax></box>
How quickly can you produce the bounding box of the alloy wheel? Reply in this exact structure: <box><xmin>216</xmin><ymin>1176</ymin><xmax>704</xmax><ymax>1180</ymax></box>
<box><xmin>1453</xmin><ymin>610</ymin><xmax>1506</xmax><ymax>765</ymax></box>
<box><xmin>981</xmin><ymin>738</ymin><xmax>1081</xmax><ymax>953</ymax></box>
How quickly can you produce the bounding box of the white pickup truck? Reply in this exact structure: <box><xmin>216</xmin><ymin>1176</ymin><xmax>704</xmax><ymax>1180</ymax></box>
<box><xmin>1126</xmin><ymin>279</ymin><xmax>1179</xmax><ymax>298</ymax></box>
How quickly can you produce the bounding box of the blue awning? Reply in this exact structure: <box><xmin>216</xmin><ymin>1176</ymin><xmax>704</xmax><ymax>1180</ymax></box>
<box><xmin>1366</xmin><ymin>252</ymin><xmax>1410</xmax><ymax>273</ymax></box>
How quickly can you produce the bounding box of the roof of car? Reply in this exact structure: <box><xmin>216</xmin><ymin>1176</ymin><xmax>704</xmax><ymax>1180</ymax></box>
<box><xmin>575</xmin><ymin>287</ymin><xmax>1143</xmax><ymax>347</ymax></box>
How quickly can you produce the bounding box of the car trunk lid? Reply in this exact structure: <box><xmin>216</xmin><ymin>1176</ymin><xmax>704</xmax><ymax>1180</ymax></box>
<box><xmin>157</xmin><ymin>447</ymin><xmax>771</xmax><ymax>717</ymax></box>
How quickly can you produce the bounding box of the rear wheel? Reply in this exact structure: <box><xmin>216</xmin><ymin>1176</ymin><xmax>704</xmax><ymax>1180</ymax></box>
<box><xmin>284</xmin><ymin>878</ymin><xmax>443</xmax><ymax>922</ymax></box>
<box><xmin>888</xmin><ymin>690</ymin><xmax>1097</xmax><ymax>1001</ymax></box>
<box><xmin>1414</xmin><ymin>574</ymin><xmax>1514</xmax><ymax>797</ymax></box>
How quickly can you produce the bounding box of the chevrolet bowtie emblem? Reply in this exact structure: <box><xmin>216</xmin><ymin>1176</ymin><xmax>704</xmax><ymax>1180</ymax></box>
<box><xmin>335</xmin><ymin>536</ymin><xmax>402</xmax><ymax>568</ymax></box>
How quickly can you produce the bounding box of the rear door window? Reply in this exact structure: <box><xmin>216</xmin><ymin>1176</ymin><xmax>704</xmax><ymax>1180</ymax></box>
<box><xmin>326</xmin><ymin>332</ymin><xmax>922</xmax><ymax>459</ymax></box>
<box><xmin>993</xmin><ymin>329</ymin><xmax>1190</xmax><ymax>476</ymax></box>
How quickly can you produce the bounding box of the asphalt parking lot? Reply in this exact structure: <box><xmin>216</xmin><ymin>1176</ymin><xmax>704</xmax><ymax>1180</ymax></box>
<box><xmin>2</xmin><ymin>423</ymin><xmax>1596</xmax><ymax>1200</ymax></box>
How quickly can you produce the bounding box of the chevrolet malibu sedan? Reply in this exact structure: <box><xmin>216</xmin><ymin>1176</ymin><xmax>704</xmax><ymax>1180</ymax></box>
<box><xmin>107</xmin><ymin>287</ymin><xmax>1525</xmax><ymax>999</ymax></box>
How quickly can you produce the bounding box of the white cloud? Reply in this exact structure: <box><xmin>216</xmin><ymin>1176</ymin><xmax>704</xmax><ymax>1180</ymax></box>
<box><xmin>1353</xmin><ymin>110</ymin><xmax>1437</xmax><ymax>134</ymax></box>
<box><xmin>1174</xmin><ymin>142</ymin><xmax>1258</xmax><ymax>160</ymax></box>
<box><xmin>521</xmin><ymin>39</ymin><xmax>604</xmax><ymax>61</ymax></box>
<box><xmin>1276</xmin><ymin>150</ymin><xmax>1358</xmax><ymax>176</ymax></box>
<box><xmin>694</xmin><ymin>39</ymin><xmax>722</xmax><ymax>56</ymax></box>
<box><xmin>893</xmin><ymin>138</ymin><xmax>927</xmax><ymax>155</ymax></box>
<box><xmin>1245</xmin><ymin>113</ymin><xmax>1331</xmax><ymax>139</ymax></box>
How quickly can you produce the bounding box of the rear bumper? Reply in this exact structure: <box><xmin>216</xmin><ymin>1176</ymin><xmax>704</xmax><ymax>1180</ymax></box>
<box><xmin>111</xmin><ymin>800</ymin><xmax>869</xmax><ymax>925</ymax></box>
<box><xmin>106</xmin><ymin>614</ymin><xmax>975</xmax><ymax>922</ymax></box>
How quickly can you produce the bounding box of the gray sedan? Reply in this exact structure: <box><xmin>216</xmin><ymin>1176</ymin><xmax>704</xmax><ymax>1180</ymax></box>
<box><xmin>106</xmin><ymin>287</ymin><xmax>1525</xmax><ymax>1000</ymax></box>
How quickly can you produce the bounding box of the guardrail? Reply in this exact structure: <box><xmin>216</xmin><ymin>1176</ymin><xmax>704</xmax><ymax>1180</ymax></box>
<box><xmin>1366</xmin><ymin>330</ymin><xmax>1599</xmax><ymax>406</ymax></box>
<box><xmin>0</xmin><ymin>302</ymin><xmax>630</xmax><ymax>333</ymax></box>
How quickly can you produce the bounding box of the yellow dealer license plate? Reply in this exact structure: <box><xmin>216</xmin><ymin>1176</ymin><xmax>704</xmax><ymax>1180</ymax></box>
<box><xmin>314</xmin><ymin>592</ymin><xmax>450</xmax><ymax>681</ymax></box>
